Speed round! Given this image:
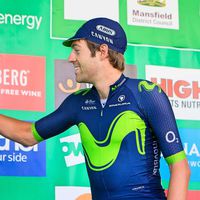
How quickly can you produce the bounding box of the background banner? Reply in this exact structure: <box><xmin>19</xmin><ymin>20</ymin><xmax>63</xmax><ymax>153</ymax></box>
<box><xmin>0</xmin><ymin>0</ymin><xmax>200</xmax><ymax>199</ymax></box>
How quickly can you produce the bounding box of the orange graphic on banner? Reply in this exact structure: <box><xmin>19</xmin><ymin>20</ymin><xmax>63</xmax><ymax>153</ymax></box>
<box><xmin>58</xmin><ymin>78</ymin><xmax>81</xmax><ymax>94</ymax></box>
<box><xmin>76</xmin><ymin>193</ymin><xmax>92</xmax><ymax>200</ymax></box>
<box><xmin>0</xmin><ymin>54</ymin><xmax>45</xmax><ymax>111</ymax></box>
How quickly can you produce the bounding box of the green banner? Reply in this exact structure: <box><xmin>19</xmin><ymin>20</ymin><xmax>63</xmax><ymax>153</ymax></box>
<box><xmin>51</xmin><ymin>0</ymin><xmax>200</xmax><ymax>49</ymax></box>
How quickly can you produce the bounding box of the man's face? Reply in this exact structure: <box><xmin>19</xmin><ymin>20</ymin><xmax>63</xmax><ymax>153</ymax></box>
<box><xmin>68</xmin><ymin>39</ymin><xmax>99</xmax><ymax>83</ymax></box>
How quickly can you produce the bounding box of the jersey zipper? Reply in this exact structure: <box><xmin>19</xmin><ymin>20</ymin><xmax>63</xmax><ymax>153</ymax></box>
<box><xmin>101</xmin><ymin>109</ymin><xmax>103</xmax><ymax>117</ymax></box>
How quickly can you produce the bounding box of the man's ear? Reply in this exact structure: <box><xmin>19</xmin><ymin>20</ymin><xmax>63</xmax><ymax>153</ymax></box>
<box><xmin>99</xmin><ymin>44</ymin><xmax>109</xmax><ymax>59</ymax></box>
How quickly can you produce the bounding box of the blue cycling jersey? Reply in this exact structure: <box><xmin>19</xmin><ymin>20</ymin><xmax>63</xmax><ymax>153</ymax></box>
<box><xmin>32</xmin><ymin>74</ymin><xmax>186</xmax><ymax>200</ymax></box>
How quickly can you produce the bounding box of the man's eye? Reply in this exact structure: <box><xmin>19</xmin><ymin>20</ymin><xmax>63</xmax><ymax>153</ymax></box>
<box><xmin>74</xmin><ymin>49</ymin><xmax>80</xmax><ymax>54</ymax></box>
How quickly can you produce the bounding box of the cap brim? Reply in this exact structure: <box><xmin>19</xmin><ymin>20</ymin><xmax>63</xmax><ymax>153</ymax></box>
<box><xmin>63</xmin><ymin>37</ymin><xmax>84</xmax><ymax>47</ymax></box>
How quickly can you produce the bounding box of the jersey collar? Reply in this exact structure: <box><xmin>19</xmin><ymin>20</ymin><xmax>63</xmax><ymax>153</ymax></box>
<box><xmin>110</xmin><ymin>74</ymin><xmax>127</xmax><ymax>92</ymax></box>
<box><xmin>91</xmin><ymin>74</ymin><xmax>127</xmax><ymax>98</ymax></box>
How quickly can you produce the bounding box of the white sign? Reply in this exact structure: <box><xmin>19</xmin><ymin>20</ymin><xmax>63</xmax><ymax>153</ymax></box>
<box><xmin>146</xmin><ymin>65</ymin><xmax>200</xmax><ymax>120</ymax></box>
<box><xmin>64</xmin><ymin>0</ymin><xmax>119</xmax><ymax>21</ymax></box>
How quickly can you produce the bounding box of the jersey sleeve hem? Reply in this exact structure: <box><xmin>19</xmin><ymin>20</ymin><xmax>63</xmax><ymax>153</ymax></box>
<box><xmin>31</xmin><ymin>123</ymin><xmax>44</xmax><ymax>142</ymax></box>
<box><xmin>165</xmin><ymin>150</ymin><xmax>186</xmax><ymax>165</ymax></box>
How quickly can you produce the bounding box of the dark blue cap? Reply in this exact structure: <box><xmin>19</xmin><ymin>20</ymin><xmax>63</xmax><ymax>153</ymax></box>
<box><xmin>63</xmin><ymin>17</ymin><xmax>127</xmax><ymax>54</ymax></box>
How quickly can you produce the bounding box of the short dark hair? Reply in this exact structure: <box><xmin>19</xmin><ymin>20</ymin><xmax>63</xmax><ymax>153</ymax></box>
<box><xmin>86</xmin><ymin>40</ymin><xmax>125</xmax><ymax>72</ymax></box>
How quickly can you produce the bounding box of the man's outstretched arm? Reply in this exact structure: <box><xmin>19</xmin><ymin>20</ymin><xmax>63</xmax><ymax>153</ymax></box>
<box><xmin>167</xmin><ymin>158</ymin><xmax>190</xmax><ymax>200</ymax></box>
<box><xmin>0</xmin><ymin>114</ymin><xmax>38</xmax><ymax>146</ymax></box>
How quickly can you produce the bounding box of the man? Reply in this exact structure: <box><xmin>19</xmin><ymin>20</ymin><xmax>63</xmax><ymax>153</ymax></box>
<box><xmin>0</xmin><ymin>17</ymin><xmax>190</xmax><ymax>199</ymax></box>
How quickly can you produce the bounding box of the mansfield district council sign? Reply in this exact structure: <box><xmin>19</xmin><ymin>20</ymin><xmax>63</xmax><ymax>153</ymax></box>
<box><xmin>127</xmin><ymin>0</ymin><xmax>179</xmax><ymax>29</ymax></box>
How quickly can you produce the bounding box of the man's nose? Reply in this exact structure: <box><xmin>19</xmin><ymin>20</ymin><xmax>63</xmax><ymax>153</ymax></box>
<box><xmin>68</xmin><ymin>51</ymin><xmax>76</xmax><ymax>62</ymax></box>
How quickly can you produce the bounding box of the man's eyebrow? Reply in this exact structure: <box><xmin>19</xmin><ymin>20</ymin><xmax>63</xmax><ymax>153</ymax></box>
<box><xmin>71</xmin><ymin>43</ymin><xmax>80</xmax><ymax>48</ymax></box>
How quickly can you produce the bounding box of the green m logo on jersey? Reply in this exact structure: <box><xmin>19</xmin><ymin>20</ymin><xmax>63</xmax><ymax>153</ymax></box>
<box><xmin>78</xmin><ymin>111</ymin><xmax>146</xmax><ymax>171</ymax></box>
<box><xmin>138</xmin><ymin>80</ymin><xmax>162</xmax><ymax>93</ymax></box>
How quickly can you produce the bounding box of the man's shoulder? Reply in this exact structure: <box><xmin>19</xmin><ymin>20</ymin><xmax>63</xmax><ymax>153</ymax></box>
<box><xmin>63</xmin><ymin>88</ymin><xmax>92</xmax><ymax>103</ymax></box>
<box><xmin>126</xmin><ymin>77</ymin><xmax>153</xmax><ymax>85</ymax></box>
<box><xmin>126</xmin><ymin>78</ymin><xmax>161</xmax><ymax>94</ymax></box>
<box><xmin>73</xmin><ymin>88</ymin><xmax>92</xmax><ymax>96</ymax></box>
<box><xmin>125</xmin><ymin>77</ymin><xmax>147</xmax><ymax>92</ymax></box>
<box><xmin>59</xmin><ymin>88</ymin><xmax>92</xmax><ymax>109</ymax></box>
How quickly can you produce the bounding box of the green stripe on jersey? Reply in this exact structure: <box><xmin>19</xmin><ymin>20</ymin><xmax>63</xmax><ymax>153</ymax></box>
<box><xmin>31</xmin><ymin>123</ymin><xmax>44</xmax><ymax>142</ymax></box>
<box><xmin>165</xmin><ymin>150</ymin><xmax>186</xmax><ymax>165</ymax></box>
